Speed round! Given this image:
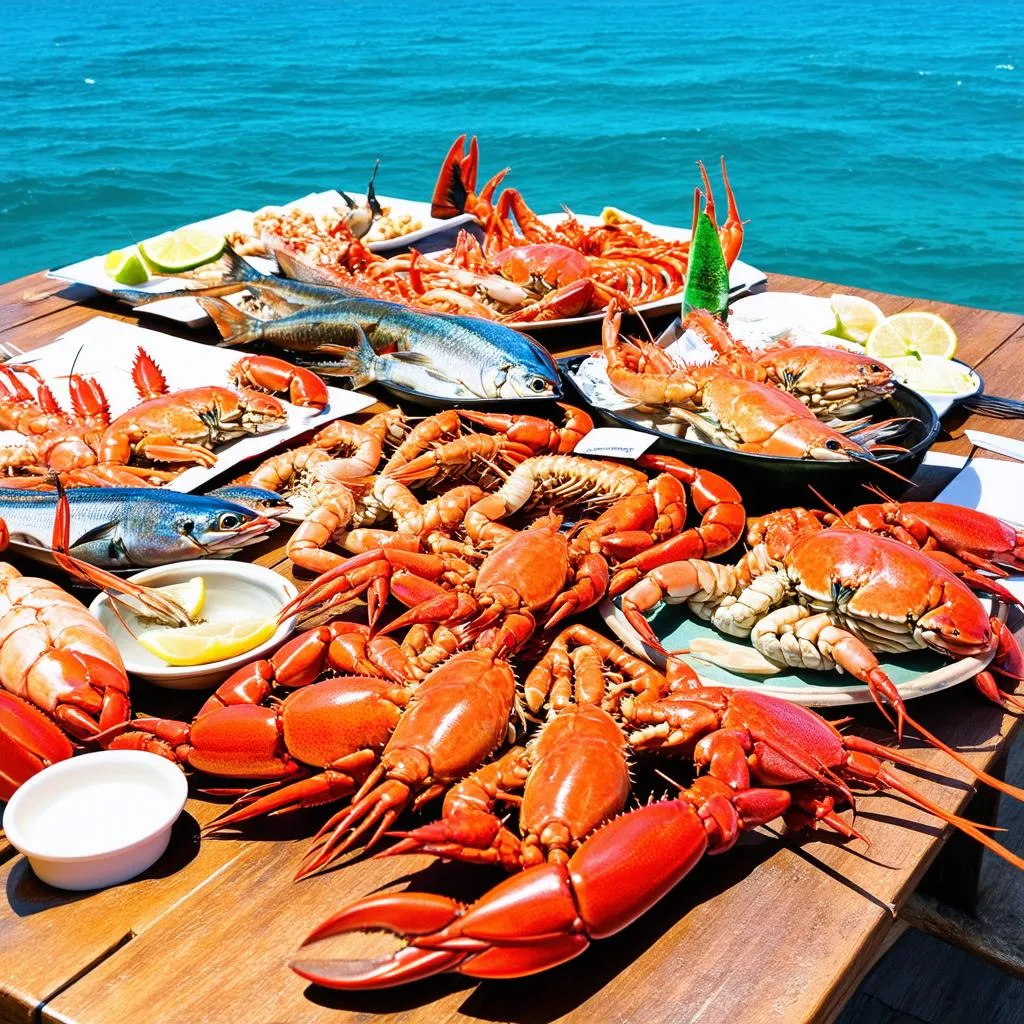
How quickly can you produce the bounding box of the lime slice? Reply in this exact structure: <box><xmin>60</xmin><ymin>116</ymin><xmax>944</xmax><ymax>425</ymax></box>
<box><xmin>883</xmin><ymin>355</ymin><xmax>976</xmax><ymax>395</ymax></box>
<box><xmin>866</xmin><ymin>311</ymin><xmax>957</xmax><ymax>360</ymax></box>
<box><xmin>829</xmin><ymin>294</ymin><xmax>884</xmax><ymax>344</ymax></box>
<box><xmin>103</xmin><ymin>247</ymin><xmax>149</xmax><ymax>285</ymax></box>
<box><xmin>137</xmin><ymin>617</ymin><xmax>275</xmax><ymax>666</ymax></box>
<box><xmin>139</xmin><ymin>228</ymin><xmax>226</xmax><ymax>273</ymax></box>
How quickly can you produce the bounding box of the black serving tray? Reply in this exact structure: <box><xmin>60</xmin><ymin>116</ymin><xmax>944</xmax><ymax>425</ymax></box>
<box><xmin>558</xmin><ymin>353</ymin><xmax>940</xmax><ymax>513</ymax></box>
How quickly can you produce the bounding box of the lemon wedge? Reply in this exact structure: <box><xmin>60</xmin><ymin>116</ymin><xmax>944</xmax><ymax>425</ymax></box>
<box><xmin>867</xmin><ymin>311</ymin><xmax>957</xmax><ymax>360</ymax></box>
<box><xmin>829</xmin><ymin>294</ymin><xmax>884</xmax><ymax>344</ymax></box>
<box><xmin>882</xmin><ymin>356</ymin><xmax>976</xmax><ymax>395</ymax></box>
<box><xmin>103</xmin><ymin>246</ymin><xmax>150</xmax><ymax>285</ymax></box>
<box><xmin>139</xmin><ymin>227</ymin><xmax>226</xmax><ymax>273</ymax></box>
<box><xmin>137</xmin><ymin>617</ymin><xmax>276</xmax><ymax>666</ymax></box>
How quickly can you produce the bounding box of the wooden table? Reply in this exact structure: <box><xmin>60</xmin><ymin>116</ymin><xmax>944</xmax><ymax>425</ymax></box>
<box><xmin>0</xmin><ymin>270</ymin><xmax>1021</xmax><ymax>1024</ymax></box>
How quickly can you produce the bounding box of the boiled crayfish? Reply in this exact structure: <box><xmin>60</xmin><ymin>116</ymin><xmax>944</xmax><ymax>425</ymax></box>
<box><xmin>291</xmin><ymin>671</ymin><xmax>1024</xmax><ymax>988</ymax></box>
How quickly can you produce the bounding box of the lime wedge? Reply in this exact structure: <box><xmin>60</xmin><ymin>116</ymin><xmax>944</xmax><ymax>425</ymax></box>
<box><xmin>139</xmin><ymin>228</ymin><xmax>226</xmax><ymax>274</ymax></box>
<box><xmin>137</xmin><ymin>616</ymin><xmax>275</xmax><ymax>666</ymax></box>
<box><xmin>883</xmin><ymin>355</ymin><xmax>975</xmax><ymax>395</ymax></box>
<box><xmin>830</xmin><ymin>294</ymin><xmax>884</xmax><ymax>344</ymax></box>
<box><xmin>103</xmin><ymin>247</ymin><xmax>150</xmax><ymax>285</ymax></box>
<box><xmin>867</xmin><ymin>311</ymin><xmax>957</xmax><ymax>360</ymax></box>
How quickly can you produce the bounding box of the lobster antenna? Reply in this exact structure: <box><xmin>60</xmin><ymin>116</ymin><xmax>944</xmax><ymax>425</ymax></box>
<box><xmin>67</xmin><ymin>344</ymin><xmax>85</xmax><ymax>378</ymax></box>
<box><xmin>864</xmin><ymin>481</ymin><xmax>898</xmax><ymax>503</ymax></box>
<box><xmin>807</xmin><ymin>485</ymin><xmax>853</xmax><ymax>527</ymax></box>
<box><xmin>846</xmin><ymin>450</ymin><xmax>913</xmax><ymax>486</ymax></box>
<box><xmin>653</xmin><ymin>767</ymin><xmax>685</xmax><ymax>792</ymax></box>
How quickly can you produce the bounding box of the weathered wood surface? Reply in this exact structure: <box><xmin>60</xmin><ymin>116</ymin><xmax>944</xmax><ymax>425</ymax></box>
<box><xmin>0</xmin><ymin>270</ymin><xmax>1019</xmax><ymax>1024</ymax></box>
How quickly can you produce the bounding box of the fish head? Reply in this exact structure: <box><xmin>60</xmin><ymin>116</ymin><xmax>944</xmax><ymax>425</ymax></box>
<box><xmin>493</xmin><ymin>359</ymin><xmax>562</xmax><ymax>400</ymax></box>
<box><xmin>206</xmin><ymin>485</ymin><xmax>292</xmax><ymax>519</ymax></box>
<box><xmin>165</xmin><ymin>497</ymin><xmax>278</xmax><ymax>555</ymax></box>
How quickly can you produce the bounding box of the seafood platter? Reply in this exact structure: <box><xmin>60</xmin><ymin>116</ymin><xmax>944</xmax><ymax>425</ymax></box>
<box><xmin>1</xmin><ymin>133</ymin><xmax>1022</xmax><ymax>1012</ymax></box>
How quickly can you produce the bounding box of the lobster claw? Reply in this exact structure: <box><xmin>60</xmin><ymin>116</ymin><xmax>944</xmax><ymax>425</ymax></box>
<box><xmin>292</xmin><ymin>892</ymin><xmax>470</xmax><ymax>989</ymax></box>
<box><xmin>292</xmin><ymin>864</ymin><xmax>590</xmax><ymax>988</ymax></box>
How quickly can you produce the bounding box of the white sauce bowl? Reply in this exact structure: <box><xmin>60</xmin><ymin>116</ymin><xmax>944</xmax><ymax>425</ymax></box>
<box><xmin>88</xmin><ymin>559</ymin><xmax>298</xmax><ymax>689</ymax></box>
<box><xmin>2</xmin><ymin>751</ymin><xmax>188</xmax><ymax>890</ymax></box>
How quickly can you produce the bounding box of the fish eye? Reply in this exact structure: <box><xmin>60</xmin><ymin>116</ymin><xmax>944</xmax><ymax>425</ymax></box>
<box><xmin>826</xmin><ymin>439</ymin><xmax>841</xmax><ymax>451</ymax></box>
<box><xmin>952</xmin><ymin>628</ymin><xmax>960</xmax><ymax>637</ymax></box>
<box><xmin>218</xmin><ymin>513</ymin><xmax>241</xmax><ymax>530</ymax></box>
<box><xmin>529</xmin><ymin>378</ymin><xmax>548</xmax><ymax>393</ymax></box>
<box><xmin>870</xmin><ymin>364</ymin><xmax>883</xmax><ymax>372</ymax></box>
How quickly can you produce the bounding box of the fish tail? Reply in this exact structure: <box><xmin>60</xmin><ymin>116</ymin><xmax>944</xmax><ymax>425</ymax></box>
<box><xmin>196</xmin><ymin>296</ymin><xmax>263</xmax><ymax>347</ymax></box>
<box><xmin>220</xmin><ymin>243</ymin><xmax>262</xmax><ymax>283</ymax></box>
<box><xmin>330</xmin><ymin>326</ymin><xmax>378</xmax><ymax>388</ymax></box>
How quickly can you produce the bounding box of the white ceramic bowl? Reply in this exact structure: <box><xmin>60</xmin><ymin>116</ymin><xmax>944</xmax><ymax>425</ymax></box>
<box><xmin>2</xmin><ymin>751</ymin><xmax>188</xmax><ymax>890</ymax></box>
<box><xmin>89</xmin><ymin>559</ymin><xmax>297</xmax><ymax>689</ymax></box>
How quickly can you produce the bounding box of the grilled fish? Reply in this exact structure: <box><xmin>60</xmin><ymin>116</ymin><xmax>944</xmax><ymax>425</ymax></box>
<box><xmin>197</xmin><ymin>296</ymin><xmax>562</xmax><ymax>401</ymax></box>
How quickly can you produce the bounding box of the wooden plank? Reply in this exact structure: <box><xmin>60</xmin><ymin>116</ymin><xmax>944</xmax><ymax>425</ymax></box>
<box><xmin>0</xmin><ymin>796</ymin><xmax>254</xmax><ymax>1024</ymax></box>
<box><xmin>0</xmin><ymin>274</ymin><xmax>96</xmax><ymax>335</ymax></box>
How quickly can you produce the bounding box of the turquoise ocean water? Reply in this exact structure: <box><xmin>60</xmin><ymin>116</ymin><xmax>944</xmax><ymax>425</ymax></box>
<box><xmin>2</xmin><ymin>0</ymin><xmax>1021</xmax><ymax>312</ymax></box>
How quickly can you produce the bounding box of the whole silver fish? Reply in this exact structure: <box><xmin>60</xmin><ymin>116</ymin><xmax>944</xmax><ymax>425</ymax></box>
<box><xmin>197</xmin><ymin>295</ymin><xmax>562</xmax><ymax>401</ymax></box>
<box><xmin>0</xmin><ymin>488</ymin><xmax>277</xmax><ymax>568</ymax></box>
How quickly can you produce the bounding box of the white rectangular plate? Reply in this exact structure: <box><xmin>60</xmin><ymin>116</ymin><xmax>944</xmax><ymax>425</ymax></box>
<box><xmin>49</xmin><ymin>194</ymin><xmax>473</xmax><ymax>329</ymax></box>
<box><xmin>49</xmin><ymin>210</ymin><xmax>260</xmax><ymax>328</ymax></box>
<box><xmin>3</xmin><ymin>317</ymin><xmax>374</xmax><ymax>492</ymax></box>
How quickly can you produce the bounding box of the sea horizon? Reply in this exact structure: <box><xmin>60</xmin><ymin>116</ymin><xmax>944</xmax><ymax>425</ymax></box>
<box><xmin>2</xmin><ymin>0</ymin><xmax>1021</xmax><ymax>312</ymax></box>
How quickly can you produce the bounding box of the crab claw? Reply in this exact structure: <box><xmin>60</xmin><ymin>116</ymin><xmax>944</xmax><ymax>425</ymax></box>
<box><xmin>291</xmin><ymin>892</ymin><xmax>470</xmax><ymax>989</ymax></box>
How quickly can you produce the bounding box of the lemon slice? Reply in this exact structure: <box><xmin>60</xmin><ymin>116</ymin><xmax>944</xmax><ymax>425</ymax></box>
<box><xmin>139</xmin><ymin>228</ymin><xmax>226</xmax><ymax>273</ymax></box>
<box><xmin>883</xmin><ymin>355</ymin><xmax>976</xmax><ymax>395</ymax></box>
<box><xmin>137</xmin><ymin>617</ymin><xmax>275</xmax><ymax>666</ymax></box>
<box><xmin>867</xmin><ymin>311</ymin><xmax>957</xmax><ymax>360</ymax></box>
<box><xmin>600</xmin><ymin>206</ymin><xmax>642</xmax><ymax>226</ymax></box>
<box><xmin>829</xmin><ymin>294</ymin><xmax>884</xmax><ymax>344</ymax></box>
<box><xmin>103</xmin><ymin>247</ymin><xmax>150</xmax><ymax>285</ymax></box>
<box><xmin>119</xmin><ymin>576</ymin><xmax>206</xmax><ymax>622</ymax></box>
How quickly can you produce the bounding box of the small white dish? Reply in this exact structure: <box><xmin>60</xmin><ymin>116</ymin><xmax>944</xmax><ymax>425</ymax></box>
<box><xmin>89</xmin><ymin>559</ymin><xmax>297</xmax><ymax>689</ymax></box>
<box><xmin>2</xmin><ymin>751</ymin><xmax>187</xmax><ymax>890</ymax></box>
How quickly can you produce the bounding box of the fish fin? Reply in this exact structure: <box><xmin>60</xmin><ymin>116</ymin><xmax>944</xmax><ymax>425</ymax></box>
<box><xmin>65</xmin><ymin>518</ymin><xmax>120</xmax><ymax>549</ymax></box>
<box><xmin>196</xmin><ymin>296</ymin><xmax>263</xmax><ymax>347</ymax></box>
<box><xmin>331</xmin><ymin>326</ymin><xmax>379</xmax><ymax>388</ymax></box>
<box><xmin>274</xmin><ymin>248</ymin><xmax>343</xmax><ymax>288</ymax></box>
<box><xmin>387</xmin><ymin>351</ymin><xmax>436</xmax><ymax>366</ymax></box>
<box><xmin>221</xmin><ymin>243</ymin><xmax>263</xmax><ymax>283</ymax></box>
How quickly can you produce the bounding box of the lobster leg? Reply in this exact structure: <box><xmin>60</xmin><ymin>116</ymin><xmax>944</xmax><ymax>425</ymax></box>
<box><xmin>383</xmin><ymin>746</ymin><xmax>530</xmax><ymax>869</ymax></box>
<box><xmin>973</xmin><ymin>618</ymin><xmax>1024</xmax><ymax>712</ymax></box>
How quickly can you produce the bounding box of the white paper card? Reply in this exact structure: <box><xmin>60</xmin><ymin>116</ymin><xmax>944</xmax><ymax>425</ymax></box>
<box><xmin>6</xmin><ymin>316</ymin><xmax>374</xmax><ymax>492</ymax></box>
<box><xmin>573</xmin><ymin>427</ymin><xmax>657</xmax><ymax>460</ymax></box>
<box><xmin>936</xmin><ymin>456</ymin><xmax>1024</xmax><ymax>529</ymax></box>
